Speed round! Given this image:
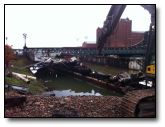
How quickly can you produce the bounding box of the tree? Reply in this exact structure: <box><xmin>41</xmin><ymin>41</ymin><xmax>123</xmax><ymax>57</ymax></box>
<box><xmin>5</xmin><ymin>44</ymin><xmax>15</xmax><ymax>68</ymax></box>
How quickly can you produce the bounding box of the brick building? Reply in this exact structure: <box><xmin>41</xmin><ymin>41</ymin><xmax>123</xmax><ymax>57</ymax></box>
<box><xmin>82</xmin><ymin>41</ymin><xmax>97</xmax><ymax>48</ymax></box>
<box><xmin>97</xmin><ymin>18</ymin><xmax>144</xmax><ymax>48</ymax></box>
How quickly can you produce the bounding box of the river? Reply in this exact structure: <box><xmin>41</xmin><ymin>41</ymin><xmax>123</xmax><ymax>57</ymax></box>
<box><xmin>43</xmin><ymin>63</ymin><xmax>137</xmax><ymax>97</ymax></box>
<box><xmin>84</xmin><ymin>63</ymin><xmax>137</xmax><ymax>75</ymax></box>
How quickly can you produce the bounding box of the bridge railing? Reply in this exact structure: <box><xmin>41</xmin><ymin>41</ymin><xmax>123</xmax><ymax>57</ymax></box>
<box><xmin>26</xmin><ymin>46</ymin><xmax>146</xmax><ymax>59</ymax></box>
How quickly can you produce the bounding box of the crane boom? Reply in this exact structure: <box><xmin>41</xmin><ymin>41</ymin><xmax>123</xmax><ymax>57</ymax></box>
<box><xmin>97</xmin><ymin>5</ymin><xmax>126</xmax><ymax>54</ymax></box>
<box><xmin>97</xmin><ymin>5</ymin><xmax>155</xmax><ymax>55</ymax></box>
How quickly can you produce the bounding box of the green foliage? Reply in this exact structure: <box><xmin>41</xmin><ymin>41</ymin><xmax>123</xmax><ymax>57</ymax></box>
<box><xmin>5</xmin><ymin>57</ymin><xmax>46</xmax><ymax>94</ymax></box>
<box><xmin>10</xmin><ymin>56</ymin><xmax>33</xmax><ymax>75</ymax></box>
<box><xmin>5</xmin><ymin>76</ymin><xmax>46</xmax><ymax>94</ymax></box>
<box><xmin>29</xmin><ymin>80</ymin><xmax>46</xmax><ymax>94</ymax></box>
<box><xmin>5</xmin><ymin>76</ymin><xmax>25</xmax><ymax>86</ymax></box>
<box><xmin>10</xmin><ymin>67</ymin><xmax>31</xmax><ymax>76</ymax></box>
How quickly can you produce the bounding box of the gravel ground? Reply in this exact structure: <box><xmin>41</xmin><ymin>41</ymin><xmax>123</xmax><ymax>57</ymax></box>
<box><xmin>5</xmin><ymin>91</ymin><xmax>123</xmax><ymax>117</ymax></box>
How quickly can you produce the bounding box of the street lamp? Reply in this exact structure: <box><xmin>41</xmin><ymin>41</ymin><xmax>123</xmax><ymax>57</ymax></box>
<box><xmin>23</xmin><ymin>33</ymin><xmax>27</xmax><ymax>47</ymax></box>
<box><xmin>5</xmin><ymin>37</ymin><xmax>8</xmax><ymax>44</ymax></box>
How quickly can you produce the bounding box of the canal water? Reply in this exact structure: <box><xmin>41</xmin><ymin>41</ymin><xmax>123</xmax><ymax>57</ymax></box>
<box><xmin>42</xmin><ymin>76</ymin><xmax>121</xmax><ymax>97</ymax></box>
<box><xmin>84</xmin><ymin>63</ymin><xmax>137</xmax><ymax>75</ymax></box>
<box><xmin>43</xmin><ymin>63</ymin><xmax>137</xmax><ymax>97</ymax></box>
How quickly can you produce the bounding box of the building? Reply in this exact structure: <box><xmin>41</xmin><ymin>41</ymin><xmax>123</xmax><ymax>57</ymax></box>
<box><xmin>96</xmin><ymin>18</ymin><xmax>144</xmax><ymax>48</ymax></box>
<box><xmin>82</xmin><ymin>41</ymin><xmax>97</xmax><ymax>48</ymax></box>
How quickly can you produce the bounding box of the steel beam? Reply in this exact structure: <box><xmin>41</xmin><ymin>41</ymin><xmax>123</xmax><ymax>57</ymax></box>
<box><xmin>97</xmin><ymin>5</ymin><xmax>126</xmax><ymax>53</ymax></box>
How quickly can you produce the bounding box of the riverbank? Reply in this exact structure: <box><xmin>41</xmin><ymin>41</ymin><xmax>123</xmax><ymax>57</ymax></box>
<box><xmin>5</xmin><ymin>91</ymin><xmax>122</xmax><ymax>117</ymax></box>
<box><xmin>5</xmin><ymin>56</ymin><xmax>46</xmax><ymax>94</ymax></box>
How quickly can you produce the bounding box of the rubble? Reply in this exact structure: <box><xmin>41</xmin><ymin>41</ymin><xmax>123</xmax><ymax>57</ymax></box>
<box><xmin>5</xmin><ymin>91</ymin><xmax>122</xmax><ymax>117</ymax></box>
<box><xmin>29</xmin><ymin>57</ymin><xmax>147</xmax><ymax>94</ymax></box>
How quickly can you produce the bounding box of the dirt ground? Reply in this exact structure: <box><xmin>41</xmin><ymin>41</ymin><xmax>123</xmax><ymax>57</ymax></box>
<box><xmin>5</xmin><ymin>91</ymin><xmax>123</xmax><ymax>118</ymax></box>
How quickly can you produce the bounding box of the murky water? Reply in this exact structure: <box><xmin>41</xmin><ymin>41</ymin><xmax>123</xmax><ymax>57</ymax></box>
<box><xmin>43</xmin><ymin>75</ymin><xmax>122</xmax><ymax>97</ymax></box>
<box><xmin>43</xmin><ymin>63</ymin><xmax>137</xmax><ymax>97</ymax></box>
<box><xmin>85</xmin><ymin>63</ymin><xmax>137</xmax><ymax>75</ymax></box>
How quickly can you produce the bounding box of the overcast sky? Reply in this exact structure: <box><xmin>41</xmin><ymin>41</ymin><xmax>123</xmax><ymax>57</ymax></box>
<box><xmin>5</xmin><ymin>5</ymin><xmax>151</xmax><ymax>49</ymax></box>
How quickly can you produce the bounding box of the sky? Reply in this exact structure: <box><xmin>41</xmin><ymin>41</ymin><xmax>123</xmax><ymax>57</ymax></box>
<box><xmin>5</xmin><ymin>5</ymin><xmax>151</xmax><ymax>49</ymax></box>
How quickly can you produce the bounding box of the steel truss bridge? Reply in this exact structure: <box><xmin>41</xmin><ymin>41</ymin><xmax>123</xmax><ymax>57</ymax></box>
<box><xmin>14</xmin><ymin>32</ymin><xmax>148</xmax><ymax>57</ymax></box>
<box><xmin>26</xmin><ymin>46</ymin><xmax>146</xmax><ymax>57</ymax></box>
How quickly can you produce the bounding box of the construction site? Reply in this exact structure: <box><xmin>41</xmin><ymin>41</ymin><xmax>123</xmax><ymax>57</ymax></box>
<box><xmin>5</xmin><ymin>5</ymin><xmax>156</xmax><ymax>118</ymax></box>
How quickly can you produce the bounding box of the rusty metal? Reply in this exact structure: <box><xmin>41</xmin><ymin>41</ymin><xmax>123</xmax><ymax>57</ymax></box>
<box><xmin>121</xmin><ymin>89</ymin><xmax>155</xmax><ymax>117</ymax></box>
